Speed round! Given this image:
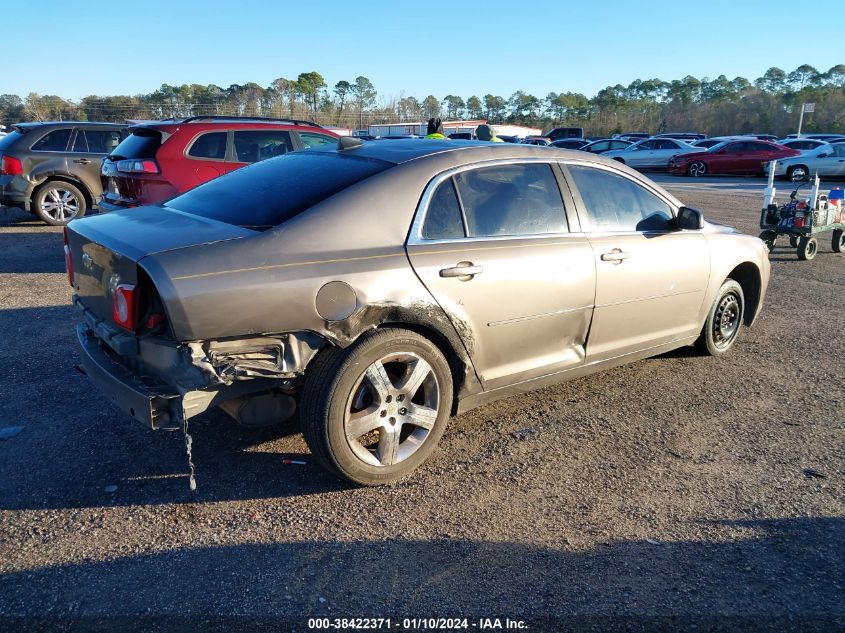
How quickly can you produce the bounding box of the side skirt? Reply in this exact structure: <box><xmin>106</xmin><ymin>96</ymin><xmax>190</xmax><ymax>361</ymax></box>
<box><xmin>455</xmin><ymin>335</ymin><xmax>698</xmax><ymax>415</ymax></box>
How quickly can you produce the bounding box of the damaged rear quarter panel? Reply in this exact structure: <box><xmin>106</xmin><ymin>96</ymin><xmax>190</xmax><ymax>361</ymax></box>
<box><xmin>138</xmin><ymin>162</ymin><xmax>484</xmax><ymax>398</ymax></box>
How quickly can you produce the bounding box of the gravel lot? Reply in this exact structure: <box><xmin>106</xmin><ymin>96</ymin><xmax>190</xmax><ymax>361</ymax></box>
<box><xmin>0</xmin><ymin>176</ymin><xmax>843</xmax><ymax>632</ymax></box>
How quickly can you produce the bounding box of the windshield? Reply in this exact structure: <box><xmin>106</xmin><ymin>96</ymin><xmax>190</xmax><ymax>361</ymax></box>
<box><xmin>707</xmin><ymin>141</ymin><xmax>732</xmax><ymax>152</ymax></box>
<box><xmin>165</xmin><ymin>151</ymin><xmax>393</xmax><ymax>230</ymax></box>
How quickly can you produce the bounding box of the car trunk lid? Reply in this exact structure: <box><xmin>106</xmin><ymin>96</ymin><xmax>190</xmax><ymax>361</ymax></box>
<box><xmin>67</xmin><ymin>207</ymin><xmax>255</xmax><ymax>326</ymax></box>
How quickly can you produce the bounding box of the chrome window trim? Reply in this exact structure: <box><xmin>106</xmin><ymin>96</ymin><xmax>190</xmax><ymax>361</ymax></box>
<box><xmin>408</xmin><ymin>157</ymin><xmax>575</xmax><ymax>246</ymax></box>
<box><xmin>183</xmin><ymin>130</ymin><xmax>230</xmax><ymax>163</ymax></box>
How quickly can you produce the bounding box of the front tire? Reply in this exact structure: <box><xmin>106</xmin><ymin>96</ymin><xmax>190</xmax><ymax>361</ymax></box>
<box><xmin>687</xmin><ymin>161</ymin><xmax>707</xmax><ymax>177</ymax></box>
<box><xmin>32</xmin><ymin>181</ymin><xmax>86</xmax><ymax>226</ymax></box>
<box><xmin>301</xmin><ymin>328</ymin><xmax>453</xmax><ymax>486</ymax></box>
<box><xmin>797</xmin><ymin>236</ymin><xmax>818</xmax><ymax>260</ymax></box>
<box><xmin>695</xmin><ymin>279</ymin><xmax>745</xmax><ymax>357</ymax></box>
<box><xmin>759</xmin><ymin>230</ymin><xmax>777</xmax><ymax>252</ymax></box>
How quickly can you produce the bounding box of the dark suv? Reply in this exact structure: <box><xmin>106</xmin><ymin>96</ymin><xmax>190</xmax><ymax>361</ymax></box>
<box><xmin>99</xmin><ymin>116</ymin><xmax>339</xmax><ymax>212</ymax></box>
<box><xmin>0</xmin><ymin>121</ymin><xmax>128</xmax><ymax>225</ymax></box>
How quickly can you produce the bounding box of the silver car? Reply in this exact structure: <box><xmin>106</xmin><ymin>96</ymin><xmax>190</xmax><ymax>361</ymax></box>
<box><xmin>603</xmin><ymin>138</ymin><xmax>701</xmax><ymax>169</ymax></box>
<box><xmin>67</xmin><ymin>140</ymin><xmax>770</xmax><ymax>485</ymax></box>
<box><xmin>766</xmin><ymin>142</ymin><xmax>845</xmax><ymax>181</ymax></box>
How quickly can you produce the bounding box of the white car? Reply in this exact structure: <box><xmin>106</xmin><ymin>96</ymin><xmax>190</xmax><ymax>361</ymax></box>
<box><xmin>602</xmin><ymin>138</ymin><xmax>701</xmax><ymax>169</ymax></box>
<box><xmin>765</xmin><ymin>142</ymin><xmax>845</xmax><ymax>180</ymax></box>
<box><xmin>778</xmin><ymin>138</ymin><xmax>830</xmax><ymax>153</ymax></box>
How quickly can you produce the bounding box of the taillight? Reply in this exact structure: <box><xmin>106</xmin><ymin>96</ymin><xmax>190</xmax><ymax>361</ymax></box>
<box><xmin>0</xmin><ymin>154</ymin><xmax>23</xmax><ymax>176</ymax></box>
<box><xmin>112</xmin><ymin>284</ymin><xmax>139</xmax><ymax>331</ymax></box>
<box><xmin>116</xmin><ymin>159</ymin><xmax>159</xmax><ymax>174</ymax></box>
<box><xmin>63</xmin><ymin>228</ymin><xmax>74</xmax><ymax>287</ymax></box>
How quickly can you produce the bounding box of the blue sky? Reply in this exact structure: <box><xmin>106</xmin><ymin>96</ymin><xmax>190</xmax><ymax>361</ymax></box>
<box><xmin>4</xmin><ymin>0</ymin><xmax>842</xmax><ymax>102</ymax></box>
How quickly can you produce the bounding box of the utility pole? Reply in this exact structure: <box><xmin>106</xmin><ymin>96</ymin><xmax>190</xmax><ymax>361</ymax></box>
<box><xmin>796</xmin><ymin>102</ymin><xmax>815</xmax><ymax>138</ymax></box>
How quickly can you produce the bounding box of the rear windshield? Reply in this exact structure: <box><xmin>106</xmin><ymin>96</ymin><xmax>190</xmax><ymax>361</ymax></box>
<box><xmin>0</xmin><ymin>131</ymin><xmax>23</xmax><ymax>151</ymax></box>
<box><xmin>164</xmin><ymin>151</ymin><xmax>392</xmax><ymax>230</ymax></box>
<box><xmin>109</xmin><ymin>128</ymin><xmax>162</xmax><ymax>159</ymax></box>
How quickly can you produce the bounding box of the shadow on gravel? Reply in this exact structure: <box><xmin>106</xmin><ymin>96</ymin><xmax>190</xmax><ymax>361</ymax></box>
<box><xmin>0</xmin><ymin>517</ymin><xmax>842</xmax><ymax>629</ymax></box>
<box><xmin>0</xmin><ymin>231</ymin><xmax>66</xmax><ymax>273</ymax></box>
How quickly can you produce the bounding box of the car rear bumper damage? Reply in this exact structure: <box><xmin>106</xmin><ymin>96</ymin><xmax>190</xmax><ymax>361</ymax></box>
<box><xmin>75</xmin><ymin>296</ymin><xmax>327</xmax><ymax>430</ymax></box>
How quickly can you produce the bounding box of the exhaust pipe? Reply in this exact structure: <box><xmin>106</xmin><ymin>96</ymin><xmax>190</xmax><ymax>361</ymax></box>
<box><xmin>219</xmin><ymin>392</ymin><xmax>296</xmax><ymax>427</ymax></box>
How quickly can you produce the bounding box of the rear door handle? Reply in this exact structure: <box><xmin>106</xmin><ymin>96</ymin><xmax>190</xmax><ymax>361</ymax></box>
<box><xmin>73</xmin><ymin>158</ymin><xmax>92</xmax><ymax>164</ymax></box>
<box><xmin>440</xmin><ymin>261</ymin><xmax>483</xmax><ymax>280</ymax></box>
<box><xmin>600</xmin><ymin>249</ymin><xmax>629</xmax><ymax>264</ymax></box>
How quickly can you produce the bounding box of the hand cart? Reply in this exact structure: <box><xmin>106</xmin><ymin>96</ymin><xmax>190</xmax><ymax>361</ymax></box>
<box><xmin>758</xmin><ymin>167</ymin><xmax>845</xmax><ymax>261</ymax></box>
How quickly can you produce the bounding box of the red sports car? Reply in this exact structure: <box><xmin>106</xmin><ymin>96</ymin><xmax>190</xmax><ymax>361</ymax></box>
<box><xmin>668</xmin><ymin>139</ymin><xmax>800</xmax><ymax>177</ymax></box>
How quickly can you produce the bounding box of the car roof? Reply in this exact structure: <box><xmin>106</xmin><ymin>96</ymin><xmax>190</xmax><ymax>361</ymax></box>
<box><xmin>311</xmin><ymin>138</ymin><xmax>584</xmax><ymax>164</ymax></box>
<box><xmin>13</xmin><ymin>121</ymin><xmax>126</xmax><ymax>130</ymax></box>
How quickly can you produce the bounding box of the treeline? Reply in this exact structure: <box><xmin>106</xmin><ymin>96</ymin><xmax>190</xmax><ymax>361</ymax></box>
<box><xmin>2</xmin><ymin>64</ymin><xmax>844</xmax><ymax>136</ymax></box>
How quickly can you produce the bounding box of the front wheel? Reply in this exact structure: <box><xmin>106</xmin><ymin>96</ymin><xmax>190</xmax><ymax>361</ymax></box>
<box><xmin>797</xmin><ymin>236</ymin><xmax>818</xmax><ymax>261</ymax></box>
<box><xmin>695</xmin><ymin>279</ymin><xmax>745</xmax><ymax>357</ymax></box>
<box><xmin>32</xmin><ymin>181</ymin><xmax>87</xmax><ymax>226</ymax></box>
<box><xmin>832</xmin><ymin>229</ymin><xmax>844</xmax><ymax>253</ymax></box>
<box><xmin>759</xmin><ymin>230</ymin><xmax>777</xmax><ymax>252</ymax></box>
<box><xmin>300</xmin><ymin>328</ymin><xmax>453</xmax><ymax>486</ymax></box>
<box><xmin>687</xmin><ymin>161</ymin><xmax>707</xmax><ymax>177</ymax></box>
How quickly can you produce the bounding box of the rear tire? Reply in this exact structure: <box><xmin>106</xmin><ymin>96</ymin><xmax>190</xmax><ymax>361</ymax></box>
<box><xmin>797</xmin><ymin>236</ymin><xmax>818</xmax><ymax>261</ymax></box>
<box><xmin>300</xmin><ymin>328</ymin><xmax>453</xmax><ymax>486</ymax></box>
<box><xmin>695</xmin><ymin>279</ymin><xmax>745</xmax><ymax>357</ymax></box>
<box><xmin>832</xmin><ymin>229</ymin><xmax>844</xmax><ymax>253</ymax></box>
<box><xmin>32</xmin><ymin>181</ymin><xmax>87</xmax><ymax>226</ymax></box>
<box><xmin>787</xmin><ymin>165</ymin><xmax>810</xmax><ymax>182</ymax></box>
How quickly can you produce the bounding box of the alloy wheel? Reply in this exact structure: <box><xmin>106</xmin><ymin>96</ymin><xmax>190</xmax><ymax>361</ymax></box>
<box><xmin>40</xmin><ymin>188</ymin><xmax>80</xmax><ymax>222</ymax></box>
<box><xmin>344</xmin><ymin>352</ymin><xmax>440</xmax><ymax>467</ymax></box>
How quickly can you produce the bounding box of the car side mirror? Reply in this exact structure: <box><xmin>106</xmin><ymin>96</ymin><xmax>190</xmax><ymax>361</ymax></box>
<box><xmin>675</xmin><ymin>206</ymin><xmax>704</xmax><ymax>230</ymax></box>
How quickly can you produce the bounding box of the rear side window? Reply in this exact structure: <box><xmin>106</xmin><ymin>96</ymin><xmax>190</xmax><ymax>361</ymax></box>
<box><xmin>111</xmin><ymin>129</ymin><xmax>162</xmax><ymax>159</ymax></box>
<box><xmin>165</xmin><ymin>152</ymin><xmax>392</xmax><ymax>230</ymax></box>
<box><xmin>233</xmin><ymin>130</ymin><xmax>293</xmax><ymax>163</ymax></box>
<box><xmin>31</xmin><ymin>129</ymin><xmax>72</xmax><ymax>152</ymax></box>
<box><xmin>85</xmin><ymin>129</ymin><xmax>122</xmax><ymax>154</ymax></box>
<box><xmin>422</xmin><ymin>179</ymin><xmax>464</xmax><ymax>240</ymax></box>
<box><xmin>187</xmin><ymin>132</ymin><xmax>227</xmax><ymax>159</ymax></box>
<box><xmin>453</xmin><ymin>164</ymin><xmax>568</xmax><ymax>237</ymax></box>
<box><xmin>299</xmin><ymin>132</ymin><xmax>337</xmax><ymax>149</ymax></box>
<box><xmin>567</xmin><ymin>165</ymin><xmax>673</xmax><ymax>232</ymax></box>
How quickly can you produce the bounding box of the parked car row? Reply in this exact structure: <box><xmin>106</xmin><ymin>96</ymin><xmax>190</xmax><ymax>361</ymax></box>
<box><xmin>0</xmin><ymin>117</ymin><xmax>339</xmax><ymax>225</ymax></box>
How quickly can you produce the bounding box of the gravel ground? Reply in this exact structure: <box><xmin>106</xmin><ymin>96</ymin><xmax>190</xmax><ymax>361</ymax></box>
<box><xmin>0</xmin><ymin>179</ymin><xmax>843</xmax><ymax>632</ymax></box>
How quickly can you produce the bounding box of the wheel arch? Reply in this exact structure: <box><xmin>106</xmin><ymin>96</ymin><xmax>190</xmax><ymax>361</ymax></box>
<box><xmin>318</xmin><ymin>302</ymin><xmax>483</xmax><ymax>415</ymax></box>
<box><xmin>32</xmin><ymin>175</ymin><xmax>94</xmax><ymax>210</ymax></box>
<box><xmin>726</xmin><ymin>261</ymin><xmax>762</xmax><ymax>326</ymax></box>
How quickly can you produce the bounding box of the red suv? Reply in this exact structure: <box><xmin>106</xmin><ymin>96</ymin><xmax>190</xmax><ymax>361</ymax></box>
<box><xmin>99</xmin><ymin>116</ymin><xmax>339</xmax><ymax>211</ymax></box>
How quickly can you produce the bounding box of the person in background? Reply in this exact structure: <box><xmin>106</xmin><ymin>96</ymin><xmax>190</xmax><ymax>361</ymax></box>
<box><xmin>475</xmin><ymin>124</ymin><xmax>503</xmax><ymax>142</ymax></box>
<box><xmin>425</xmin><ymin>118</ymin><xmax>446</xmax><ymax>139</ymax></box>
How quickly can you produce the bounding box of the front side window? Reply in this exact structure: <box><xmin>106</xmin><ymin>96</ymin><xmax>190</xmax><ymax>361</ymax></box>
<box><xmin>567</xmin><ymin>165</ymin><xmax>673</xmax><ymax>233</ymax></box>
<box><xmin>453</xmin><ymin>163</ymin><xmax>568</xmax><ymax>237</ymax></box>
<box><xmin>422</xmin><ymin>179</ymin><xmax>464</xmax><ymax>240</ymax></box>
<box><xmin>187</xmin><ymin>132</ymin><xmax>227</xmax><ymax>160</ymax></box>
<box><xmin>233</xmin><ymin>130</ymin><xmax>293</xmax><ymax>163</ymax></box>
<box><xmin>71</xmin><ymin>130</ymin><xmax>88</xmax><ymax>153</ymax></box>
<box><xmin>31</xmin><ymin>129</ymin><xmax>72</xmax><ymax>152</ymax></box>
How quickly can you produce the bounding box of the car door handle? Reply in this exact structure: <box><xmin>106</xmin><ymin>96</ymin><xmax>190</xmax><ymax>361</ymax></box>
<box><xmin>440</xmin><ymin>262</ymin><xmax>483</xmax><ymax>279</ymax></box>
<box><xmin>600</xmin><ymin>249</ymin><xmax>629</xmax><ymax>264</ymax></box>
<box><xmin>72</xmin><ymin>158</ymin><xmax>92</xmax><ymax>164</ymax></box>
